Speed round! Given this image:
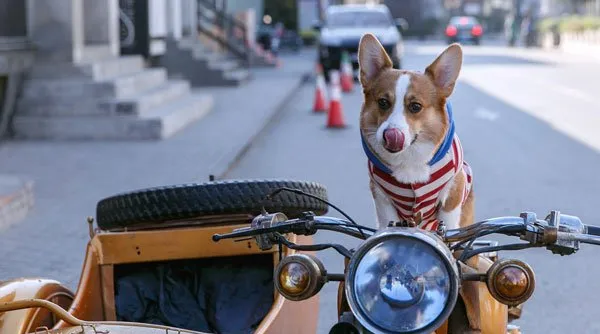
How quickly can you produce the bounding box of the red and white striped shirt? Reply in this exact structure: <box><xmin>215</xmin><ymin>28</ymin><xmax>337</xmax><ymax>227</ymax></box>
<box><xmin>369</xmin><ymin>134</ymin><xmax>473</xmax><ymax>231</ymax></box>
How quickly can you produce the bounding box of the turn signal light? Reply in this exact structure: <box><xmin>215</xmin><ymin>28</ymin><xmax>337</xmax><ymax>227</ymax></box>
<box><xmin>486</xmin><ymin>259</ymin><xmax>535</xmax><ymax>306</ymax></box>
<box><xmin>274</xmin><ymin>254</ymin><xmax>326</xmax><ymax>301</ymax></box>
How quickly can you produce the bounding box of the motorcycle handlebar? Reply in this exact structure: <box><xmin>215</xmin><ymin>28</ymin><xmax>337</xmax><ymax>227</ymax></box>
<box><xmin>212</xmin><ymin>217</ymin><xmax>373</xmax><ymax>242</ymax></box>
<box><xmin>212</xmin><ymin>213</ymin><xmax>600</xmax><ymax>251</ymax></box>
<box><xmin>212</xmin><ymin>226</ymin><xmax>257</xmax><ymax>242</ymax></box>
<box><xmin>212</xmin><ymin>220</ymin><xmax>304</xmax><ymax>242</ymax></box>
<box><xmin>586</xmin><ymin>224</ymin><xmax>600</xmax><ymax>237</ymax></box>
<box><xmin>557</xmin><ymin>231</ymin><xmax>600</xmax><ymax>246</ymax></box>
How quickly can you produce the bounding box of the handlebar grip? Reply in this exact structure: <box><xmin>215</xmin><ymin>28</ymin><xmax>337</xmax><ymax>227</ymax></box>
<box><xmin>212</xmin><ymin>227</ymin><xmax>254</xmax><ymax>242</ymax></box>
<box><xmin>586</xmin><ymin>225</ymin><xmax>600</xmax><ymax>236</ymax></box>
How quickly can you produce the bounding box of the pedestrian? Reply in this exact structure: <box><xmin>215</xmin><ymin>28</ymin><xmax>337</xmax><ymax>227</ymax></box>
<box><xmin>271</xmin><ymin>22</ymin><xmax>284</xmax><ymax>57</ymax></box>
<box><xmin>505</xmin><ymin>13</ymin><xmax>520</xmax><ymax>47</ymax></box>
<box><xmin>520</xmin><ymin>13</ymin><xmax>530</xmax><ymax>47</ymax></box>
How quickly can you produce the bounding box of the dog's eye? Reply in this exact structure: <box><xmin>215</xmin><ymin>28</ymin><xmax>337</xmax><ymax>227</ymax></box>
<box><xmin>377</xmin><ymin>98</ymin><xmax>391</xmax><ymax>110</ymax></box>
<box><xmin>408</xmin><ymin>102</ymin><xmax>422</xmax><ymax>113</ymax></box>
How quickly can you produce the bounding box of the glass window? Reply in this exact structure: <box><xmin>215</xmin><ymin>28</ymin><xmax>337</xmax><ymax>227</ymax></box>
<box><xmin>327</xmin><ymin>11</ymin><xmax>392</xmax><ymax>28</ymax></box>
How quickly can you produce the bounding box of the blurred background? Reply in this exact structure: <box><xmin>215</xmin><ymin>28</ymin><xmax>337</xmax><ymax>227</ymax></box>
<box><xmin>1</xmin><ymin>0</ymin><xmax>600</xmax><ymax>333</ymax></box>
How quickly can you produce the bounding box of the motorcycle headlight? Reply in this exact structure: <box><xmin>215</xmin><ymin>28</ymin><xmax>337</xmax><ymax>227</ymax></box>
<box><xmin>345</xmin><ymin>228</ymin><xmax>459</xmax><ymax>334</ymax></box>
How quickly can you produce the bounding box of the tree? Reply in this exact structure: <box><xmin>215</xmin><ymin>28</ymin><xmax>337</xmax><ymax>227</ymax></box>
<box><xmin>264</xmin><ymin>0</ymin><xmax>298</xmax><ymax>30</ymax></box>
<box><xmin>557</xmin><ymin>0</ymin><xmax>586</xmax><ymax>14</ymax></box>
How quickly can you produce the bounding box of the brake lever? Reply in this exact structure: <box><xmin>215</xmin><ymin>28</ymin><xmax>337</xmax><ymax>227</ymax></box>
<box><xmin>212</xmin><ymin>212</ymin><xmax>313</xmax><ymax>248</ymax></box>
<box><xmin>212</xmin><ymin>226</ymin><xmax>255</xmax><ymax>242</ymax></box>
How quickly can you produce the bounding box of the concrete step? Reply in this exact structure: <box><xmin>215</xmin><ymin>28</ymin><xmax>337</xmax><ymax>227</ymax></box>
<box><xmin>192</xmin><ymin>49</ymin><xmax>224</xmax><ymax>63</ymax></box>
<box><xmin>31</xmin><ymin>56</ymin><xmax>144</xmax><ymax>81</ymax></box>
<box><xmin>28</xmin><ymin>56</ymin><xmax>145</xmax><ymax>80</ymax></box>
<box><xmin>224</xmin><ymin>69</ymin><xmax>251</xmax><ymax>83</ymax></box>
<box><xmin>100</xmin><ymin>80</ymin><xmax>191</xmax><ymax>115</ymax></box>
<box><xmin>179</xmin><ymin>40</ymin><xmax>236</xmax><ymax>64</ymax></box>
<box><xmin>0</xmin><ymin>175</ymin><xmax>34</xmax><ymax>231</ymax></box>
<box><xmin>12</xmin><ymin>93</ymin><xmax>214</xmax><ymax>140</ymax></box>
<box><xmin>80</xmin><ymin>45</ymin><xmax>114</xmax><ymax>62</ymax></box>
<box><xmin>17</xmin><ymin>98</ymin><xmax>99</xmax><ymax>117</ymax></box>
<box><xmin>21</xmin><ymin>68</ymin><xmax>167</xmax><ymax>100</ymax></box>
<box><xmin>152</xmin><ymin>93</ymin><xmax>214</xmax><ymax>138</ymax></box>
<box><xmin>18</xmin><ymin>80</ymin><xmax>190</xmax><ymax>117</ymax></box>
<box><xmin>208</xmin><ymin>59</ymin><xmax>240</xmax><ymax>72</ymax></box>
<box><xmin>186</xmin><ymin>67</ymin><xmax>251</xmax><ymax>87</ymax></box>
<box><xmin>112</xmin><ymin>68</ymin><xmax>168</xmax><ymax>98</ymax></box>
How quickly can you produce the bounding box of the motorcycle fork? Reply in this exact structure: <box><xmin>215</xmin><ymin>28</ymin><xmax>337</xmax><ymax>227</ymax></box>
<box><xmin>337</xmin><ymin>257</ymin><xmax>351</xmax><ymax>318</ymax></box>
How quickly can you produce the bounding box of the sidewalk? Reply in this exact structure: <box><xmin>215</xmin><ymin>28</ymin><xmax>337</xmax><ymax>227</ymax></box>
<box><xmin>0</xmin><ymin>49</ymin><xmax>315</xmax><ymax>287</ymax></box>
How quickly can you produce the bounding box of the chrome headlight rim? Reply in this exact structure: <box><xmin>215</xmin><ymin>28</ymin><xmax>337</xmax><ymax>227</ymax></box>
<box><xmin>345</xmin><ymin>228</ymin><xmax>460</xmax><ymax>334</ymax></box>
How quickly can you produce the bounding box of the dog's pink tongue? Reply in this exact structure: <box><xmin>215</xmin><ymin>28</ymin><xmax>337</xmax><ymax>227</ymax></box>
<box><xmin>383</xmin><ymin>128</ymin><xmax>405</xmax><ymax>152</ymax></box>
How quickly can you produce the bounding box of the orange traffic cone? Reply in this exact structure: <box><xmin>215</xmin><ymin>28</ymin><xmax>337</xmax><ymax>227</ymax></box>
<box><xmin>341</xmin><ymin>51</ymin><xmax>354</xmax><ymax>93</ymax></box>
<box><xmin>313</xmin><ymin>64</ymin><xmax>328</xmax><ymax>112</ymax></box>
<box><xmin>327</xmin><ymin>70</ymin><xmax>347</xmax><ymax>128</ymax></box>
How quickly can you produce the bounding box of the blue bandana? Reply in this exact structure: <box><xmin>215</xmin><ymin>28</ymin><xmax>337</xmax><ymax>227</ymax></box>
<box><xmin>361</xmin><ymin>102</ymin><xmax>455</xmax><ymax>175</ymax></box>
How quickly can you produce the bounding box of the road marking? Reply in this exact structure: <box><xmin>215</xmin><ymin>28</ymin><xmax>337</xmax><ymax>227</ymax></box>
<box><xmin>474</xmin><ymin>107</ymin><xmax>499</xmax><ymax>121</ymax></box>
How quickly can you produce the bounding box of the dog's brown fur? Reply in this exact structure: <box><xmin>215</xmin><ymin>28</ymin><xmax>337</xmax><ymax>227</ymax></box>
<box><xmin>359</xmin><ymin>33</ymin><xmax>484</xmax><ymax>332</ymax></box>
<box><xmin>358</xmin><ymin>33</ymin><xmax>474</xmax><ymax>230</ymax></box>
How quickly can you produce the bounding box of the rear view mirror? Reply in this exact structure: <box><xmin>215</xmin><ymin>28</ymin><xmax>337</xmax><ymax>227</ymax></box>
<box><xmin>395</xmin><ymin>18</ymin><xmax>409</xmax><ymax>32</ymax></box>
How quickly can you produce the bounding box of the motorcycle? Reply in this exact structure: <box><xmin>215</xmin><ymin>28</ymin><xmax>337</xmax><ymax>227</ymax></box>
<box><xmin>213</xmin><ymin>190</ymin><xmax>600</xmax><ymax>334</ymax></box>
<box><xmin>0</xmin><ymin>180</ymin><xmax>598</xmax><ymax>333</ymax></box>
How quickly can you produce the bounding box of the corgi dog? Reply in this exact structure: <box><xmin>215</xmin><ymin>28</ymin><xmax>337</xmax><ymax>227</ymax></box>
<box><xmin>358</xmin><ymin>33</ymin><xmax>474</xmax><ymax>232</ymax></box>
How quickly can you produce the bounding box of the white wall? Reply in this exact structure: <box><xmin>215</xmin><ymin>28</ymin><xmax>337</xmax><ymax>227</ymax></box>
<box><xmin>168</xmin><ymin>0</ymin><xmax>183</xmax><ymax>39</ymax></box>
<box><xmin>149</xmin><ymin>0</ymin><xmax>168</xmax><ymax>38</ymax></box>
<box><xmin>148</xmin><ymin>0</ymin><xmax>167</xmax><ymax>55</ymax></box>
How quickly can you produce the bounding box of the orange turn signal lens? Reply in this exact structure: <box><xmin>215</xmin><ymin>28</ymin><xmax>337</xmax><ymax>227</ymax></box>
<box><xmin>486</xmin><ymin>259</ymin><xmax>535</xmax><ymax>306</ymax></box>
<box><xmin>279</xmin><ymin>262</ymin><xmax>311</xmax><ymax>296</ymax></box>
<box><xmin>274</xmin><ymin>254</ymin><xmax>326</xmax><ymax>301</ymax></box>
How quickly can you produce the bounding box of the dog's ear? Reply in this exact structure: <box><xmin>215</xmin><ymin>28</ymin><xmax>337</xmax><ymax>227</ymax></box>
<box><xmin>425</xmin><ymin>43</ymin><xmax>463</xmax><ymax>97</ymax></box>
<box><xmin>358</xmin><ymin>33</ymin><xmax>393</xmax><ymax>86</ymax></box>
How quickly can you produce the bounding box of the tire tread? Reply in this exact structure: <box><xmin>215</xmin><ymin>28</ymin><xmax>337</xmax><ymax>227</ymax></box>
<box><xmin>96</xmin><ymin>179</ymin><xmax>329</xmax><ymax>230</ymax></box>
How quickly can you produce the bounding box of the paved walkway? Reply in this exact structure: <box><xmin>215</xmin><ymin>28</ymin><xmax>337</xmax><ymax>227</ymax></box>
<box><xmin>0</xmin><ymin>49</ymin><xmax>315</xmax><ymax>288</ymax></box>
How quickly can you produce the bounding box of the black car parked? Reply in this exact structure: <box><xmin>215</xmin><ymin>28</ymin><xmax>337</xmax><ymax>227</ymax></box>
<box><xmin>445</xmin><ymin>16</ymin><xmax>484</xmax><ymax>45</ymax></box>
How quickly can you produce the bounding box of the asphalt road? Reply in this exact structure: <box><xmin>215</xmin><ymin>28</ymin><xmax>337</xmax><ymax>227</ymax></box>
<box><xmin>226</xmin><ymin>41</ymin><xmax>600</xmax><ymax>333</ymax></box>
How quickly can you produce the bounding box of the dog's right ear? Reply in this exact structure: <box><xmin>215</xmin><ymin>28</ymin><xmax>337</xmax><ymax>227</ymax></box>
<box><xmin>359</xmin><ymin>33</ymin><xmax>393</xmax><ymax>86</ymax></box>
<box><xmin>425</xmin><ymin>43</ymin><xmax>463</xmax><ymax>98</ymax></box>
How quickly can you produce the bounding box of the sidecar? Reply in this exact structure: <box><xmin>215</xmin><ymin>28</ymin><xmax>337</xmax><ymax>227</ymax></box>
<box><xmin>0</xmin><ymin>180</ymin><xmax>329</xmax><ymax>334</ymax></box>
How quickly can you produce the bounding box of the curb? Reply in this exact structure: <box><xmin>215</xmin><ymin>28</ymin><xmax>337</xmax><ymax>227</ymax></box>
<box><xmin>218</xmin><ymin>71</ymin><xmax>313</xmax><ymax>178</ymax></box>
<box><xmin>0</xmin><ymin>175</ymin><xmax>34</xmax><ymax>231</ymax></box>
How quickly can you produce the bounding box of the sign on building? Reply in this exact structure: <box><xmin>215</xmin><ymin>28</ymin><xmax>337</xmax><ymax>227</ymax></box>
<box><xmin>119</xmin><ymin>0</ymin><xmax>167</xmax><ymax>58</ymax></box>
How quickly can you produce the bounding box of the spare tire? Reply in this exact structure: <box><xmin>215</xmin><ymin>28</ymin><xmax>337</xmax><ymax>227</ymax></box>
<box><xmin>96</xmin><ymin>179</ymin><xmax>328</xmax><ymax>230</ymax></box>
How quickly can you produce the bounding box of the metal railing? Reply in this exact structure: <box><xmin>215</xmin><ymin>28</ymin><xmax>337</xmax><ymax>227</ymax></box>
<box><xmin>196</xmin><ymin>0</ymin><xmax>251</xmax><ymax>66</ymax></box>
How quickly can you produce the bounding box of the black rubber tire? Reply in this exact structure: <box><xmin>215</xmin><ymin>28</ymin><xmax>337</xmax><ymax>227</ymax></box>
<box><xmin>96</xmin><ymin>179</ymin><xmax>329</xmax><ymax>230</ymax></box>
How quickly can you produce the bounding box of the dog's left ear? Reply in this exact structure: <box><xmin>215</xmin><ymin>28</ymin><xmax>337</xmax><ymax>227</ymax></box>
<box><xmin>425</xmin><ymin>43</ymin><xmax>463</xmax><ymax>98</ymax></box>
